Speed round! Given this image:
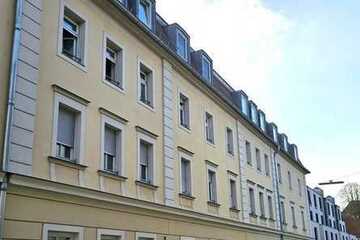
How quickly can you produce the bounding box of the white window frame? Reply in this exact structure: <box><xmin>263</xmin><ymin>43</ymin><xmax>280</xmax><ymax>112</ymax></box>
<box><xmin>179</xmin><ymin>150</ymin><xmax>193</xmax><ymax>196</ymax></box>
<box><xmin>201</xmin><ymin>55</ymin><xmax>211</xmax><ymax>82</ymax></box>
<box><xmin>248</xmin><ymin>183</ymin><xmax>256</xmax><ymax>216</ymax></box>
<box><xmin>176</xmin><ymin>30</ymin><xmax>188</xmax><ymax>61</ymax></box>
<box><xmin>136</xmin><ymin>232</ymin><xmax>156</xmax><ymax>240</ymax></box>
<box><xmin>57</xmin><ymin>1</ymin><xmax>88</xmax><ymax>71</ymax></box>
<box><xmin>206</xmin><ymin>163</ymin><xmax>218</xmax><ymax>203</ymax></box>
<box><xmin>102</xmin><ymin>33</ymin><xmax>125</xmax><ymax>92</ymax></box>
<box><xmin>228</xmin><ymin>173</ymin><xmax>238</xmax><ymax>209</ymax></box>
<box><xmin>137</xmin><ymin>59</ymin><xmax>155</xmax><ymax>111</ymax></box>
<box><xmin>225</xmin><ymin>127</ymin><xmax>234</xmax><ymax>156</ymax></box>
<box><xmin>138</xmin><ymin>0</ymin><xmax>152</xmax><ymax>28</ymax></box>
<box><xmin>43</xmin><ymin>224</ymin><xmax>83</xmax><ymax>240</ymax></box>
<box><xmin>97</xmin><ymin>229</ymin><xmax>126</xmax><ymax>240</ymax></box>
<box><xmin>258</xmin><ymin>188</ymin><xmax>265</xmax><ymax>218</ymax></box>
<box><xmin>178</xmin><ymin>90</ymin><xmax>191</xmax><ymax>131</ymax></box>
<box><xmin>204</xmin><ymin>111</ymin><xmax>215</xmax><ymax>145</ymax></box>
<box><xmin>52</xmin><ymin>92</ymin><xmax>87</xmax><ymax>165</ymax></box>
<box><xmin>137</xmin><ymin>130</ymin><xmax>156</xmax><ymax>185</ymax></box>
<box><xmin>100</xmin><ymin>114</ymin><xmax>125</xmax><ymax>176</ymax></box>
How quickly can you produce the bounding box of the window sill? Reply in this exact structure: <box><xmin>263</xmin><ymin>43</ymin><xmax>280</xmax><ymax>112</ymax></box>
<box><xmin>137</xmin><ymin>100</ymin><xmax>155</xmax><ymax>113</ymax></box>
<box><xmin>259</xmin><ymin>215</ymin><xmax>267</xmax><ymax>220</ymax></box>
<box><xmin>207</xmin><ymin>201</ymin><xmax>220</xmax><ymax>208</ymax></box>
<box><xmin>282</xmin><ymin>222</ymin><xmax>288</xmax><ymax>226</ymax></box>
<box><xmin>48</xmin><ymin>156</ymin><xmax>87</xmax><ymax>170</ymax></box>
<box><xmin>249</xmin><ymin>213</ymin><xmax>258</xmax><ymax>218</ymax></box>
<box><xmin>179</xmin><ymin>124</ymin><xmax>191</xmax><ymax>134</ymax></box>
<box><xmin>268</xmin><ymin>217</ymin><xmax>276</xmax><ymax>222</ymax></box>
<box><xmin>135</xmin><ymin>180</ymin><xmax>158</xmax><ymax>190</ymax></box>
<box><xmin>179</xmin><ymin>193</ymin><xmax>195</xmax><ymax>200</ymax></box>
<box><xmin>226</xmin><ymin>152</ymin><xmax>235</xmax><ymax>159</ymax></box>
<box><xmin>98</xmin><ymin>170</ymin><xmax>128</xmax><ymax>181</ymax></box>
<box><xmin>57</xmin><ymin>52</ymin><xmax>87</xmax><ymax>73</ymax></box>
<box><xmin>229</xmin><ymin>207</ymin><xmax>240</xmax><ymax>213</ymax></box>
<box><xmin>206</xmin><ymin>140</ymin><xmax>216</xmax><ymax>148</ymax></box>
<box><xmin>102</xmin><ymin>79</ymin><xmax>125</xmax><ymax>94</ymax></box>
<box><xmin>293</xmin><ymin>225</ymin><xmax>298</xmax><ymax>229</ymax></box>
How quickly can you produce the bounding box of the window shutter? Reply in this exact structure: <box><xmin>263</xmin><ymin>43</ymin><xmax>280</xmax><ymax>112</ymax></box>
<box><xmin>104</xmin><ymin>126</ymin><xmax>116</xmax><ymax>155</ymax></box>
<box><xmin>57</xmin><ymin>106</ymin><xmax>75</xmax><ymax>147</ymax></box>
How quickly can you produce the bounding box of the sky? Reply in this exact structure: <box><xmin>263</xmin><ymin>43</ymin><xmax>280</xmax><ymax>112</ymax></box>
<box><xmin>156</xmin><ymin>0</ymin><xmax>360</xmax><ymax>206</ymax></box>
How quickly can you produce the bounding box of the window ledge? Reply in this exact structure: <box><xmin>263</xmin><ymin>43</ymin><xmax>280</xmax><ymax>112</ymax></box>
<box><xmin>282</xmin><ymin>222</ymin><xmax>288</xmax><ymax>226</ymax></box>
<box><xmin>98</xmin><ymin>170</ymin><xmax>128</xmax><ymax>181</ymax></box>
<box><xmin>179</xmin><ymin>193</ymin><xmax>195</xmax><ymax>200</ymax></box>
<box><xmin>48</xmin><ymin>156</ymin><xmax>87</xmax><ymax>170</ymax></box>
<box><xmin>229</xmin><ymin>207</ymin><xmax>240</xmax><ymax>213</ymax></box>
<box><xmin>179</xmin><ymin>124</ymin><xmax>191</xmax><ymax>134</ymax></box>
<box><xmin>268</xmin><ymin>217</ymin><xmax>276</xmax><ymax>222</ymax></box>
<box><xmin>249</xmin><ymin>213</ymin><xmax>258</xmax><ymax>218</ymax></box>
<box><xmin>207</xmin><ymin>201</ymin><xmax>220</xmax><ymax>208</ymax></box>
<box><xmin>259</xmin><ymin>215</ymin><xmax>267</xmax><ymax>220</ymax></box>
<box><xmin>57</xmin><ymin>52</ymin><xmax>87</xmax><ymax>73</ymax></box>
<box><xmin>206</xmin><ymin>140</ymin><xmax>216</xmax><ymax>148</ymax></box>
<box><xmin>137</xmin><ymin>100</ymin><xmax>155</xmax><ymax>113</ymax></box>
<box><xmin>293</xmin><ymin>225</ymin><xmax>298</xmax><ymax>229</ymax></box>
<box><xmin>135</xmin><ymin>180</ymin><xmax>158</xmax><ymax>190</ymax></box>
<box><xmin>102</xmin><ymin>79</ymin><xmax>125</xmax><ymax>94</ymax></box>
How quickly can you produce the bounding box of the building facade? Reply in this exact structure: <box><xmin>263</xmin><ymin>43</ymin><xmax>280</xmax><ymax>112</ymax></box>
<box><xmin>343</xmin><ymin>201</ymin><xmax>360</xmax><ymax>240</ymax></box>
<box><xmin>0</xmin><ymin>0</ymin><xmax>311</xmax><ymax>240</ymax></box>
<box><xmin>307</xmin><ymin>187</ymin><xmax>357</xmax><ymax>240</ymax></box>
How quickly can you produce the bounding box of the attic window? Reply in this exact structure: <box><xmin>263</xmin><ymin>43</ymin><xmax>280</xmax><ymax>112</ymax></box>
<box><xmin>240</xmin><ymin>94</ymin><xmax>249</xmax><ymax>116</ymax></box>
<box><xmin>250</xmin><ymin>104</ymin><xmax>258</xmax><ymax>125</ymax></box>
<box><xmin>201</xmin><ymin>56</ymin><xmax>211</xmax><ymax>82</ymax></box>
<box><xmin>176</xmin><ymin>31</ymin><xmax>188</xmax><ymax>61</ymax></box>
<box><xmin>259</xmin><ymin>112</ymin><xmax>266</xmax><ymax>131</ymax></box>
<box><xmin>283</xmin><ymin>136</ymin><xmax>288</xmax><ymax>151</ymax></box>
<box><xmin>138</xmin><ymin>0</ymin><xmax>152</xmax><ymax>28</ymax></box>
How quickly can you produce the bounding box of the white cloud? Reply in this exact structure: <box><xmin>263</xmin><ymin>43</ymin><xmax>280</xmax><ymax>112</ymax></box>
<box><xmin>156</xmin><ymin>0</ymin><xmax>292</xmax><ymax>106</ymax></box>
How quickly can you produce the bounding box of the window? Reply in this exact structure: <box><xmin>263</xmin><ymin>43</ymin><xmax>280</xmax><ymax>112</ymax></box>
<box><xmin>298</xmin><ymin>178</ymin><xmax>302</xmax><ymax>196</ymax></box>
<box><xmin>291</xmin><ymin>205</ymin><xmax>296</xmax><ymax>227</ymax></box>
<box><xmin>249</xmin><ymin>187</ymin><xmax>256</xmax><ymax>215</ymax></box>
<box><xmin>229</xmin><ymin>178</ymin><xmax>237</xmax><ymax>208</ymax></box>
<box><xmin>301</xmin><ymin>210</ymin><xmax>306</xmax><ymax>230</ymax></box>
<box><xmin>283</xmin><ymin>135</ymin><xmax>288</xmax><ymax>152</ymax></box>
<box><xmin>205</xmin><ymin>112</ymin><xmax>214</xmax><ymax>144</ymax></box>
<box><xmin>256</xmin><ymin>148</ymin><xmax>261</xmax><ymax>172</ymax></box>
<box><xmin>208</xmin><ymin>168</ymin><xmax>217</xmax><ymax>202</ymax></box>
<box><xmin>268</xmin><ymin>195</ymin><xmax>274</xmax><ymax>219</ymax></box>
<box><xmin>314</xmin><ymin>227</ymin><xmax>318</xmax><ymax>240</ymax></box>
<box><xmin>315</xmin><ymin>213</ymin><xmax>319</xmax><ymax>223</ymax></box>
<box><xmin>246</xmin><ymin>141</ymin><xmax>252</xmax><ymax>165</ymax></box>
<box><xmin>250</xmin><ymin>104</ymin><xmax>258</xmax><ymax>125</ymax></box>
<box><xmin>259</xmin><ymin>112</ymin><xmax>266</xmax><ymax>131</ymax></box>
<box><xmin>226</xmin><ymin>128</ymin><xmax>234</xmax><ymax>155</ymax></box>
<box><xmin>176</xmin><ymin>31</ymin><xmax>187</xmax><ymax>60</ymax></box>
<box><xmin>104</xmin><ymin>37</ymin><xmax>124</xmax><ymax>89</ymax></box>
<box><xmin>325</xmin><ymin>231</ymin><xmax>329</xmax><ymax>240</ymax></box>
<box><xmin>101</xmin><ymin>115</ymin><xmax>124</xmax><ymax>175</ymax></box>
<box><xmin>52</xmin><ymin>91</ymin><xmax>86</xmax><ymax>164</ymax></box>
<box><xmin>61</xmin><ymin>7</ymin><xmax>86</xmax><ymax>65</ymax></box>
<box><xmin>97</xmin><ymin>229</ymin><xmax>125</xmax><ymax>240</ymax></box>
<box><xmin>138</xmin><ymin>0</ymin><xmax>152</xmax><ymax>28</ymax></box>
<box><xmin>179</xmin><ymin>93</ymin><xmax>190</xmax><ymax>129</ymax></box>
<box><xmin>281</xmin><ymin>201</ymin><xmax>286</xmax><ymax>224</ymax></box>
<box><xmin>138</xmin><ymin>62</ymin><xmax>154</xmax><ymax>108</ymax></box>
<box><xmin>202</xmin><ymin>56</ymin><xmax>211</xmax><ymax>82</ymax></box>
<box><xmin>277</xmin><ymin>163</ymin><xmax>282</xmax><ymax>183</ymax></box>
<box><xmin>288</xmin><ymin>171</ymin><xmax>292</xmax><ymax>190</ymax></box>
<box><xmin>310</xmin><ymin>210</ymin><xmax>313</xmax><ymax>221</ymax></box>
<box><xmin>139</xmin><ymin>139</ymin><xmax>153</xmax><ymax>184</ymax></box>
<box><xmin>259</xmin><ymin>191</ymin><xmax>265</xmax><ymax>217</ymax></box>
<box><xmin>313</xmin><ymin>194</ymin><xmax>317</xmax><ymax>209</ymax></box>
<box><xmin>180</xmin><ymin>158</ymin><xmax>191</xmax><ymax>195</ymax></box>
<box><xmin>308</xmin><ymin>190</ymin><xmax>312</xmax><ymax>206</ymax></box>
<box><xmin>43</xmin><ymin>224</ymin><xmax>83</xmax><ymax>240</ymax></box>
<box><xmin>264</xmin><ymin>154</ymin><xmax>270</xmax><ymax>176</ymax></box>
<box><xmin>241</xmin><ymin>94</ymin><xmax>249</xmax><ymax>116</ymax></box>
<box><xmin>136</xmin><ymin>233</ymin><xmax>155</xmax><ymax>240</ymax></box>
<box><xmin>56</xmin><ymin>105</ymin><xmax>76</xmax><ymax>161</ymax></box>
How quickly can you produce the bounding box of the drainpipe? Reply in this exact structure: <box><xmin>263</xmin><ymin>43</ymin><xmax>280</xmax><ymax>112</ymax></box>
<box><xmin>0</xmin><ymin>0</ymin><xmax>23</xmax><ymax>238</ymax></box>
<box><xmin>273</xmin><ymin>145</ymin><xmax>284</xmax><ymax>240</ymax></box>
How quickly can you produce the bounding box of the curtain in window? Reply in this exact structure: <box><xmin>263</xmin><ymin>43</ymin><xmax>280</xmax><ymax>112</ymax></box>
<box><xmin>105</xmin><ymin>126</ymin><xmax>116</xmax><ymax>156</ymax></box>
<box><xmin>57</xmin><ymin>106</ymin><xmax>75</xmax><ymax>147</ymax></box>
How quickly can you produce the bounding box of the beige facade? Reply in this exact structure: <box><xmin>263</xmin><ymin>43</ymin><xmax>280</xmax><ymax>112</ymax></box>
<box><xmin>0</xmin><ymin>0</ymin><xmax>311</xmax><ymax>240</ymax></box>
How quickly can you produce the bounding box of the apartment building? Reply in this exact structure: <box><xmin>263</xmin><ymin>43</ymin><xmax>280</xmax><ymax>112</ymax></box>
<box><xmin>0</xmin><ymin>0</ymin><xmax>311</xmax><ymax>240</ymax></box>
<box><xmin>307</xmin><ymin>187</ymin><xmax>357</xmax><ymax>240</ymax></box>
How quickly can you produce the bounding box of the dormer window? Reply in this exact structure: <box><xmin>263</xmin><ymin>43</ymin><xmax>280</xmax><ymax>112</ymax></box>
<box><xmin>176</xmin><ymin>31</ymin><xmax>188</xmax><ymax>61</ymax></box>
<box><xmin>241</xmin><ymin>94</ymin><xmax>249</xmax><ymax>116</ymax></box>
<box><xmin>271</xmin><ymin>124</ymin><xmax>278</xmax><ymax>143</ymax></box>
<box><xmin>250</xmin><ymin>103</ymin><xmax>258</xmax><ymax>125</ymax></box>
<box><xmin>202</xmin><ymin>56</ymin><xmax>211</xmax><ymax>82</ymax></box>
<box><xmin>259</xmin><ymin>111</ymin><xmax>266</xmax><ymax>131</ymax></box>
<box><xmin>282</xmin><ymin>135</ymin><xmax>288</xmax><ymax>152</ymax></box>
<box><xmin>138</xmin><ymin>0</ymin><xmax>152</xmax><ymax>28</ymax></box>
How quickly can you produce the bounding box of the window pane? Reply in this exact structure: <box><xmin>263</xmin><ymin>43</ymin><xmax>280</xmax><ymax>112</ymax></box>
<box><xmin>57</xmin><ymin>106</ymin><xmax>76</xmax><ymax>147</ymax></box>
<box><xmin>48</xmin><ymin>231</ymin><xmax>77</xmax><ymax>240</ymax></box>
<box><xmin>177</xmin><ymin>33</ymin><xmax>187</xmax><ymax>59</ymax></box>
<box><xmin>246</xmin><ymin>141</ymin><xmax>251</xmax><ymax>164</ymax></box>
<box><xmin>202</xmin><ymin>58</ymin><xmax>210</xmax><ymax>81</ymax></box>
<box><xmin>139</xmin><ymin>0</ymin><xmax>150</xmax><ymax>26</ymax></box>
<box><xmin>105</xmin><ymin>126</ymin><xmax>117</xmax><ymax>156</ymax></box>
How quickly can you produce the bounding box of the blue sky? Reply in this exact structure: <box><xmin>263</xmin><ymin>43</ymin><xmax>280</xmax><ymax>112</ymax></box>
<box><xmin>157</xmin><ymin>0</ymin><xmax>360</xmax><ymax>203</ymax></box>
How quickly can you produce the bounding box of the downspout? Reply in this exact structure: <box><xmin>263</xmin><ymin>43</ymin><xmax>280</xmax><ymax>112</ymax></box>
<box><xmin>273</xmin><ymin>145</ymin><xmax>284</xmax><ymax>240</ymax></box>
<box><xmin>0</xmin><ymin>0</ymin><xmax>23</xmax><ymax>237</ymax></box>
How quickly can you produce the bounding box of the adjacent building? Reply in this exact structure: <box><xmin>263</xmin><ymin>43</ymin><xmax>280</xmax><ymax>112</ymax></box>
<box><xmin>0</xmin><ymin>0</ymin><xmax>311</xmax><ymax>240</ymax></box>
<box><xmin>307</xmin><ymin>187</ymin><xmax>358</xmax><ymax>240</ymax></box>
<box><xmin>343</xmin><ymin>201</ymin><xmax>360</xmax><ymax>240</ymax></box>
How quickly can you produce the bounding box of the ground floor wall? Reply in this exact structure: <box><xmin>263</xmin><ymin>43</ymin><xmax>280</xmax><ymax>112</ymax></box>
<box><xmin>3</xmin><ymin>176</ymin><xmax>309</xmax><ymax>240</ymax></box>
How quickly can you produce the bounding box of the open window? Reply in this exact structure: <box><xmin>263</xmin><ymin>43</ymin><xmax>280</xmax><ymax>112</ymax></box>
<box><xmin>138</xmin><ymin>61</ymin><xmax>154</xmax><ymax>108</ymax></box>
<box><xmin>104</xmin><ymin>36</ymin><xmax>124</xmax><ymax>90</ymax></box>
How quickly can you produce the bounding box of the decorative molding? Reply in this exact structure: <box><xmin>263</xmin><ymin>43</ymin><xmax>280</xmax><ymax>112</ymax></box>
<box><xmin>99</xmin><ymin>107</ymin><xmax>129</xmax><ymax>124</ymax></box>
<box><xmin>205</xmin><ymin>160</ymin><xmax>218</xmax><ymax>168</ymax></box>
<box><xmin>97</xmin><ymin>170</ymin><xmax>128</xmax><ymax>181</ymax></box>
<box><xmin>135</xmin><ymin>180</ymin><xmax>159</xmax><ymax>190</ymax></box>
<box><xmin>48</xmin><ymin>156</ymin><xmax>88</xmax><ymax>170</ymax></box>
<box><xmin>227</xmin><ymin>170</ymin><xmax>238</xmax><ymax>177</ymax></box>
<box><xmin>177</xmin><ymin>146</ymin><xmax>194</xmax><ymax>156</ymax></box>
<box><xmin>179</xmin><ymin>193</ymin><xmax>196</xmax><ymax>200</ymax></box>
<box><xmin>52</xmin><ymin>84</ymin><xmax>90</xmax><ymax>106</ymax></box>
<box><xmin>135</xmin><ymin>126</ymin><xmax>158</xmax><ymax>139</ymax></box>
